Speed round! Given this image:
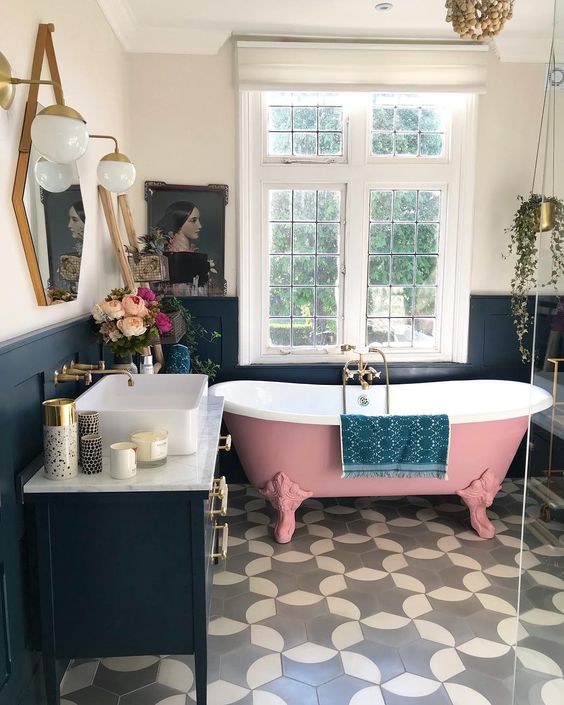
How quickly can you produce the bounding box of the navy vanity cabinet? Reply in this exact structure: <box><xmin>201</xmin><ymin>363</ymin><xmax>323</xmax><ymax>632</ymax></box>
<box><xmin>23</xmin><ymin>397</ymin><xmax>225</xmax><ymax>705</ymax></box>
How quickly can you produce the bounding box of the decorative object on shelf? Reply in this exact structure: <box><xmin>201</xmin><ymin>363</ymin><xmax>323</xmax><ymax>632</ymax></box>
<box><xmin>91</xmin><ymin>286</ymin><xmax>172</xmax><ymax>358</ymax></box>
<box><xmin>131</xmin><ymin>429</ymin><xmax>168</xmax><ymax>468</ymax></box>
<box><xmin>42</xmin><ymin>398</ymin><xmax>78</xmax><ymax>480</ymax></box>
<box><xmin>46</xmin><ymin>285</ymin><xmax>74</xmax><ymax>304</ymax></box>
<box><xmin>160</xmin><ymin>296</ymin><xmax>221</xmax><ymax>378</ymax></box>
<box><xmin>80</xmin><ymin>434</ymin><xmax>103</xmax><ymax>475</ymax></box>
<box><xmin>112</xmin><ymin>354</ymin><xmax>138</xmax><ymax>375</ymax></box>
<box><xmin>445</xmin><ymin>0</ymin><xmax>514</xmax><ymax>40</ymax></box>
<box><xmin>145</xmin><ymin>181</ymin><xmax>228</xmax><ymax>297</ymax></box>
<box><xmin>77</xmin><ymin>410</ymin><xmax>99</xmax><ymax>463</ymax></box>
<box><xmin>127</xmin><ymin>251</ymin><xmax>170</xmax><ymax>283</ymax></box>
<box><xmin>164</xmin><ymin>344</ymin><xmax>191</xmax><ymax>374</ymax></box>
<box><xmin>506</xmin><ymin>194</ymin><xmax>564</xmax><ymax>363</ymax></box>
<box><xmin>59</xmin><ymin>253</ymin><xmax>81</xmax><ymax>282</ymax></box>
<box><xmin>159</xmin><ymin>310</ymin><xmax>186</xmax><ymax>345</ymax></box>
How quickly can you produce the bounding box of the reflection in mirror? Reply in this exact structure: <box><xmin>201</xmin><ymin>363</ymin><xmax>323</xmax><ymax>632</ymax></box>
<box><xmin>23</xmin><ymin>135</ymin><xmax>85</xmax><ymax>304</ymax></box>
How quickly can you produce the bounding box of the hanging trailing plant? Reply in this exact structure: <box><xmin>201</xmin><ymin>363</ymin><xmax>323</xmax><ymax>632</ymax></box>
<box><xmin>506</xmin><ymin>193</ymin><xmax>564</xmax><ymax>363</ymax></box>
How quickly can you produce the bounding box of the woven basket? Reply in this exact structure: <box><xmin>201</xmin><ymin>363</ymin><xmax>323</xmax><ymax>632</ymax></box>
<box><xmin>59</xmin><ymin>253</ymin><xmax>81</xmax><ymax>282</ymax></box>
<box><xmin>160</xmin><ymin>310</ymin><xmax>186</xmax><ymax>345</ymax></box>
<box><xmin>128</xmin><ymin>253</ymin><xmax>170</xmax><ymax>283</ymax></box>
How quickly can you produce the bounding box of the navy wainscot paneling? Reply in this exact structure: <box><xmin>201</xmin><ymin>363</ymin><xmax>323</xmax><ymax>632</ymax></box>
<box><xmin>0</xmin><ymin>315</ymin><xmax>98</xmax><ymax>705</ymax></box>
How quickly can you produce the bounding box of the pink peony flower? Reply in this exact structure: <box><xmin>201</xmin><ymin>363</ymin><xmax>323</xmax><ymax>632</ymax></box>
<box><xmin>137</xmin><ymin>287</ymin><xmax>156</xmax><ymax>302</ymax></box>
<box><xmin>155</xmin><ymin>312</ymin><xmax>173</xmax><ymax>334</ymax></box>
<box><xmin>100</xmin><ymin>299</ymin><xmax>125</xmax><ymax>320</ymax></box>
<box><xmin>117</xmin><ymin>316</ymin><xmax>147</xmax><ymax>337</ymax></box>
<box><xmin>122</xmin><ymin>294</ymin><xmax>148</xmax><ymax>318</ymax></box>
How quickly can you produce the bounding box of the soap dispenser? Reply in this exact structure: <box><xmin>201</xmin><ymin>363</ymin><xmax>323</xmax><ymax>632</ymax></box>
<box><xmin>140</xmin><ymin>354</ymin><xmax>154</xmax><ymax>374</ymax></box>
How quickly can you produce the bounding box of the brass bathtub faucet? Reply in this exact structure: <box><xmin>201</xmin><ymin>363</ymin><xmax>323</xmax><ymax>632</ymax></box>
<box><xmin>341</xmin><ymin>344</ymin><xmax>390</xmax><ymax>414</ymax></box>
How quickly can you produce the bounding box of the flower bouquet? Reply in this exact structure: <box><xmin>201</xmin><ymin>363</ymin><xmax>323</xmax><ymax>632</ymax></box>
<box><xmin>91</xmin><ymin>287</ymin><xmax>173</xmax><ymax>356</ymax></box>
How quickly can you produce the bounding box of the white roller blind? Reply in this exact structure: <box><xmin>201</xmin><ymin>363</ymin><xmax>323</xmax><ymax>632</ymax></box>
<box><xmin>236</xmin><ymin>40</ymin><xmax>489</xmax><ymax>93</ymax></box>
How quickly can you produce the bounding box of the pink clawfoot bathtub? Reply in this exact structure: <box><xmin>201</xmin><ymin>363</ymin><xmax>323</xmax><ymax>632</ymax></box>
<box><xmin>210</xmin><ymin>380</ymin><xmax>551</xmax><ymax>543</ymax></box>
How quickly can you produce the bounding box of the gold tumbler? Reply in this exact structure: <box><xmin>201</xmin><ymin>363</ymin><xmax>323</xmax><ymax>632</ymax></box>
<box><xmin>42</xmin><ymin>398</ymin><xmax>78</xmax><ymax>480</ymax></box>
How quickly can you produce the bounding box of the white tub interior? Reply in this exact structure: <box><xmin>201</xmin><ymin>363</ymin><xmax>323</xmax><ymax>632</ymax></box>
<box><xmin>210</xmin><ymin>379</ymin><xmax>553</xmax><ymax>425</ymax></box>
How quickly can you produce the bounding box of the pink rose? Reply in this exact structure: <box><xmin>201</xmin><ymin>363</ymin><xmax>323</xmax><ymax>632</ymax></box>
<box><xmin>117</xmin><ymin>316</ymin><xmax>147</xmax><ymax>337</ymax></box>
<box><xmin>155</xmin><ymin>312</ymin><xmax>173</xmax><ymax>334</ymax></box>
<box><xmin>92</xmin><ymin>303</ymin><xmax>106</xmax><ymax>322</ymax></box>
<box><xmin>137</xmin><ymin>287</ymin><xmax>156</xmax><ymax>302</ymax></box>
<box><xmin>100</xmin><ymin>299</ymin><xmax>124</xmax><ymax>320</ymax></box>
<box><xmin>122</xmin><ymin>294</ymin><xmax>148</xmax><ymax>317</ymax></box>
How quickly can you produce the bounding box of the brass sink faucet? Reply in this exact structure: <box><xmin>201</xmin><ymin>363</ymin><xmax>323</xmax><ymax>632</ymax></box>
<box><xmin>341</xmin><ymin>344</ymin><xmax>390</xmax><ymax>414</ymax></box>
<box><xmin>54</xmin><ymin>361</ymin><xmax>135</xmax><ymax>387</ymax></box>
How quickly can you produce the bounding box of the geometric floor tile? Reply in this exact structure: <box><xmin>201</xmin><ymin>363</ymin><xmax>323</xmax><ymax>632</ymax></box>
<box><xmin>59</xmin><ymin>480</ymin><xmax>564</xmax><ymax>705</ymax></box>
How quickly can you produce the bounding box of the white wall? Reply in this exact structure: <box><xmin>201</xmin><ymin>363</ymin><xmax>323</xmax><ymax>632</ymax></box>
<box><xmin>127</xmin><ymin>43</ymin><xmax>548</xmax><ymax>297</ymax></box>
<box><xmin>126</xmin><ymin>44</ymin><xmax>237</xmax><ymax>295</ymax></box>
<box><xmin>0</xmin><ymin>0</ymin><xmax>127</xmax><ymax>341</ymax></box>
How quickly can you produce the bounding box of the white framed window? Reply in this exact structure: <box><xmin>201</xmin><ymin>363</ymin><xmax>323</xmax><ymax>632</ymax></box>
<box><xmin>239</xmin><ymin>90</ymin><xmax>477</xmax><ymax>365</ymax></box>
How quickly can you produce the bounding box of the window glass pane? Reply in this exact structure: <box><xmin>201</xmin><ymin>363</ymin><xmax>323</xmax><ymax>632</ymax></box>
<box><xmin>370</xmin><ymin>191</ymin><xmax>393</xmax><ymax>221</ymax></box>
<box><xmin>269</xmin><ymin>318</ymin><xmax>291</xmax><ymax>346</ymax></box>
<box><xmin>367</xmin><ymin>188</ymin><xmax>442</xmax><ymax>350</ymax></box>
<box><xmin>393</xmin><ymin>191</ymin><xmax>417</xmax><ymax>221</ymax></box>
<box><xmin>293</xmin><ymin>223</ymin><xmax>316</xmax><ymax>253</ymax></box>
<box><xmin>269</xmin><ymin>106</ymin><xmax>292</xmax><ymax>130</ymax></box>
<box><xmin>316</xmin><ymin>288</ymin><xmax>338</xmax><ymax>316</ymax></box>
<box><xmin>318</xmin><ymin>223</ymin><xmax>340</xmax><ymax>253</ymax></box>
<box><xmin>372</xmin><ymin>133</ymin><xmax>394</xmax><ymax>155</ymax></box>
<box><xmin>370</xmin><ymin>223</ymin><xmax>392</xmax><ymax>253</ymax></box>
<box><xmin>293</xmin><ymin>255</ymin><xmax>315</xmax><ymax>285</ymax></box>
<box><xmin>270</xmin><ymin>223</ymin><xmax>292</xmax><ymax>253</ymax></box>
<box><xmin>367</xmin><ymin>288</ymin><xmax>390</xmax><ymax>317</ymax></box>
<box><xmin>391</xmin><ymin>256</ymin><xmax>414</xmax><ymax>285</ymax></box>
<box><xmin>367</xmin><ymin>318</ymin><xmax>389</xmax><ymax>346</ymax></box>
<box><xmin>392</xmin><ymin>224</ymin><xmax>416</xmax><ymax>253</ymax></box>
<box><xmin>416</xmin><ymin>255</ymin><xmax>438</xmax><ymax>285</ymax></box>
<box><xmin>390</xmin><ymin>318</ymin><xmax>413</xmax><ymax>346</ymax></box>
<box><xmin>292</xmin><ymin>318</ymin><xmax>314</xmax><ymax>346</ymax></box>
<box><xmin>319</xmin><ymin>132</ymin><xmax>342</xmax><ymax>155</ymax></box>
<box><xmin>416</xmin><ymin>223</ymin><xmax>439</xmax><ymax>253</ymax></box>
<box><xmin>418</xmin><ymin>191</ymin><xmax>441</xmax><ymax>222</ymax></box>
<box><xmin>318</xmin><ymin>190</ymin><xmax>341</xmax><ymax>222</ymax></box>
<box><xmin>319</xmin><ymin>106</ymin><xmax>342</xmax><ymax>130</ymax></box>
<box><xmin>293</xmin><ymin>106</ymin><xmax>317</xmax><ymax>130</ymax></box>
<box><xmin>270</xmin><ymin>287</ymin><xmax>291</xmax><ymax>317</ymax></box>
<box><xmin>391</xmin><ymin>287</ymin><xmax>414</xmax><ymax>316</ymax></box>
<box><xmin>266</xmin><ymin>92</ymin><xmax>344</xmax><ymax>159</ymax></box>
<box><xmin>414</xmin><ymin>318</ymin><xmax>436</xmax><ymax>347</ymax></box>
<box><xmin>270</xmin><ymin>190</ymin><xmax>292</xmax><ymax>221</ymax></box>
<box><xmin>371</xmin><ymin>94</ymin><xmax>446</xmax><ymax>158</ymax></box>
<box><xmin>293</xmin><ymin>132</ymin><xmax>317</xmax><ymax>155</ymax></box>
<box><xmin>292</xmin><ymin>287</ymin><xmax>315</xmax><ymax>316</ymax></box>
<box><xmin>369</xmin><ymin>255</ymin><xmax>391</xmax><ymax>285</ymax></box>
<box><xmin>267</xmin><ymin>187</ymin><xmax>343</xmax><ymax>350</ymax></box>
<box><xmin>268</xmin><ymin>132</ymin><xmax>292</xmax><ymax>155</ymax></box>
<box><xmin>316</xmin><ymin>318</ymin><xmax>337</xmax><ymax>346</ymax></box>
<box><xmin>316</xmin><ymin>256</ymin><xmax>339</xmax><ymax>285</ymax></box>
<box><xmin>270</xmin><ymin>255</ymin><xmax>291</xmax><ymax>285</ymax></box>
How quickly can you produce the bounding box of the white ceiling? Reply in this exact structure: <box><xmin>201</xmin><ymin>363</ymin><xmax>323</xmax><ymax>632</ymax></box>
<box><xmin>97</xmin><ymin>0</ymin><xmax>556</xmax><ymax>61</ymax></box>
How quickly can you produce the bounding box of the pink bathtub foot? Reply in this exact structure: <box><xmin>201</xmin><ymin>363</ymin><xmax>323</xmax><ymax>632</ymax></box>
<box><xmin>260</xmin><ymin>472</ymin><xmax>313</xmax><ymax>543</ymax></box>
<box><xmin>456</xmin><ymin>468</ymin><xmax>501</xmax><ymax>539</ymax></box>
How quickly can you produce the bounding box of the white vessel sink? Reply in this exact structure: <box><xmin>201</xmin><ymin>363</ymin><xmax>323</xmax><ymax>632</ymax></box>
<box><xmin>75</xmin><ymin>374</ymin><xmax>208</xmax><ymax>455</ymax></box>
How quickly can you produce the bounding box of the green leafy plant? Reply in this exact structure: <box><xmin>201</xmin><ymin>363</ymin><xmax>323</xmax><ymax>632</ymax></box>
<box><xmin>506</xmin><ymin>193</ymin><xmax>564</xmax><ymax>362</ymax></box>
<box><xmin>160</xmin><ymin>297</ymin><xmax>221</xmax><ymax>379</ymax></box>
<box><xmin>138</xmin><ymin>227</ymin><xmax>169</xmax><ymax>255</ymax></box>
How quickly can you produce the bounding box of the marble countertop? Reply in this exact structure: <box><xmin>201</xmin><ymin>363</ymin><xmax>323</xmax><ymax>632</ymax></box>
<box><xmin>24</xmin><ymin>396</ymin><xmax>224</xmax><ymax>495</ymax></box>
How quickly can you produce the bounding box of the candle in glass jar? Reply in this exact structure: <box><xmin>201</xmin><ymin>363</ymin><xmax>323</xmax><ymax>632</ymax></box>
<box><xmin>130</xmin><ymin>429</ymin><xmax>168</xmax><ymax>467</ymax></box>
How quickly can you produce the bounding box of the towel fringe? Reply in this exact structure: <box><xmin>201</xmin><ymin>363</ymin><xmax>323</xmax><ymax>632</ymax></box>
<box><xmin>341</xmin><ymin>470</ymin><xmax>447</xmax><ymax>480</ymax></box>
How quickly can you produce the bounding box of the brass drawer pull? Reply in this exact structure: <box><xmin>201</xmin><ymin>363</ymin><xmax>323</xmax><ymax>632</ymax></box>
<box><xmin>218</xmin><ymin>434</ymin><xmax>232</xmax><ymax>452</ymax></box>
<box><xmin>211</xmin><ymin>523</ymin><xmax>229</xmax><ymax>560</ymax></box>
<box><xmin>210</xmin><ymin>481</ymin><xmax>229</xmax><ymax>517</ymax></box>
<box><xmin>210</xmin><ymin>476</ymin><xmax>227</xmax><ymax>500</ymax></box>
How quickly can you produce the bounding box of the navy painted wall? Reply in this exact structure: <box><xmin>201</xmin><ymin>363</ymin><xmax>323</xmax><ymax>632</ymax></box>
<box><xmin>0</xmin><ymin>316</ymin><xmax>98</xmax><ymax>705</ymax></box>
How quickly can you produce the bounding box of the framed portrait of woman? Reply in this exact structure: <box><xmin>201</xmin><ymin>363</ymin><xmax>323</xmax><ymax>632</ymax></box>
<box><xmin>145</xmin><ymin>181</ymin><xmax>228</xmax><ymax>297</ymax></box>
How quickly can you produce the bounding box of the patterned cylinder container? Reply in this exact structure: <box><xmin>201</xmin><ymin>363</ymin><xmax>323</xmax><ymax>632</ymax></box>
<box><xmin>78</xmin><ymin>411</ymin><xmax>100</xmax><ymax>463</ymax></box>
<box><xmin>43</xmin><ymin>398</ymin><xmax>78</xmax><ymax>480</ymax></box>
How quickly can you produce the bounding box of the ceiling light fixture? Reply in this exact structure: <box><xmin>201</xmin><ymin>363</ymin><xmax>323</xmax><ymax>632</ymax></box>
<box><xmin>374</xmin><ymin>2</ymin><xmax>393</xmax><ymax>11</ymax></box>
<box><xmin>445</xmin><ymin>0</ymin><xmax>514</xmax><ymax>41</ymax></box>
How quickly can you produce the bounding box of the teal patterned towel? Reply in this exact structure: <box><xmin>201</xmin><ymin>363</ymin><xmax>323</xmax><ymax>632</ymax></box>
<box><xmin>340</xmin><ymin>414</ymin><xmax>450</xmax><ymax>479</ymax></box>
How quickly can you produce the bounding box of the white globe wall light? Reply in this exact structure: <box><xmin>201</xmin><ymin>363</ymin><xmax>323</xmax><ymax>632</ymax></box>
<box><xmin>34</xmin><ymin>157</ymin><xmax>74</xmax><ymax>193</ymax></box>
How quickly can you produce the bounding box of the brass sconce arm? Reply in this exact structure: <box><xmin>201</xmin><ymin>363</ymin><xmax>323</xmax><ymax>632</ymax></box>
<box><xmin>90</xmin><ymin>134</ymin><xmax>121</xmax><ymax>153</ymax></box>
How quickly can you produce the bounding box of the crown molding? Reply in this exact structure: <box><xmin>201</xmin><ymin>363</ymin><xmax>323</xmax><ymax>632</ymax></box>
<box><xmin>493</xmin><ymin>35</ymin><xmax>553</xmax><ymax>63</ymax></box>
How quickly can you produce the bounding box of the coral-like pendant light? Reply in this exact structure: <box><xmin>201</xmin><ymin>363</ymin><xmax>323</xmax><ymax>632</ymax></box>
<box><xmin>445</xmin><ymin>0</ymin><xmax>514</xmax><ymax>40</ymax></box>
